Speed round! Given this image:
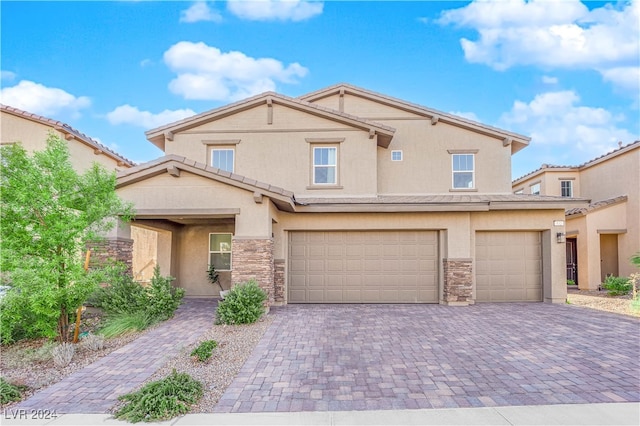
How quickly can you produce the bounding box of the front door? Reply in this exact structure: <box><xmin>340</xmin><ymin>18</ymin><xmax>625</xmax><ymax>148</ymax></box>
<box><xmin>566</xmin><ymin>237</ymin><xmax>578</xmax><ymax>285</ymax></box>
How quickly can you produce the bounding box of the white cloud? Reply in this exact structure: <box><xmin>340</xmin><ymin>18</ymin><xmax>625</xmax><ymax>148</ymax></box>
<box><xmin>600</xmin><ymin>66</ymin><xmax>640</xmax><ymax>93</ymax></box>
<box><xmin>180</xmin><ymin>1</ymin><xmax>222</xmax><ymax>23</ymax></box>
<box><xmin>1</xmin><ymin>70</ymin><xmax>16</xmax><ymax>81</ymax></box>
<box><xmin>106</xmin><ymin>104</ymin><xmax>196</xmax><ymax>129</ymax></box>
<box><xmin>0</xmin><ymin>80</ymin><xmax>90</xmax><ymax>117</ymax></box>
<box><xmin>450</xmin><ymin>111</ymin><xmax>480</xmax><ymax>122</ymax></box>
<box><xmin>542</xmin><ymin>75</ymin><xmax>558</xmax><ymax>84</ymax></box>
<box><xmin>163</xmin><ymin>41</ymin><xmax>308</xmax><ymax>101</ymax></box>
<box><xmin>140</xmin><ymin>59</ymin><xmax>153</xmax><ymax>67</ymax></box>
<box><xmin>500</xmin><ymin>90</ymin><xmax>637</xmax><ymax>158</ymax></box>
<box><xmin>227</xmin><ymin>0</ymin><xmax>323</xmax><ymax>22</ymax></box>
<box><xmin>438</xmin><ymin>0</ymin><xmax>640</xmax><ymax>93</ymax></box>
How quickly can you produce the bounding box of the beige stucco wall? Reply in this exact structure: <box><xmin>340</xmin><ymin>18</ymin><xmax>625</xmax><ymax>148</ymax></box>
<box><xmin>513</xmin><ymin>170</ymin><xmax>581</xmax><ymax>196</ymax></box>
<box><xmin>1</xmin><ymin>111</ymin><xmax>127</xmax><ymax>172</ymax></box>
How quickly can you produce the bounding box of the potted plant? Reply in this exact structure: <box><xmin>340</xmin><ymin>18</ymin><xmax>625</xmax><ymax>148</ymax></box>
<box><xmin>207</xmin><ymin>264</ymin><xmax>228</xmax><ymax>299</ymax></box>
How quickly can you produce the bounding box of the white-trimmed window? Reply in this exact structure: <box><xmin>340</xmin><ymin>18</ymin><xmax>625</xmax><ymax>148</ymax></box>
<box><xmin>530</xmin><ymin>183</ymin><xmax>541</xmax><ymax>195</ymax></box>
<box><xmin>313</xmin><ymin>146</ymin><xmax>337</xmax><ymax>184</ymax></box>
<box><xmin>452</xmin><ymin>154</ymin><xmax>474</xmax><ymax>189</ymax></box>
<box><xmin>514</xmin><ymin>189</ymin><xmax>524</xmax><ymax>194</ymax></box>
<box><xmin>211</xmin><ymin>149</ymin><xmax>234</xmax><ymax>172</ymax></box>
<box><xmin>391</xmin><ymin>150</ymin><xmax>403</xmax><ymax>161</ymax></box>
<box><xmin>561</xmin><ymin>180</ymin><xmax>573</xmax><ymax>197</ymax></box>
<box><xmin>209</xmin><ymin>233</ymin><xmax>232</xmax><ymax>271</ymax></box>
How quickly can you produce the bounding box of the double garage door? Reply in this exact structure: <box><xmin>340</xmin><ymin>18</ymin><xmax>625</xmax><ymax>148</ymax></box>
<box><xmin>288</xmin><ymin>231</ymin><xmax>438</xmax><ymax>303</ymax></box>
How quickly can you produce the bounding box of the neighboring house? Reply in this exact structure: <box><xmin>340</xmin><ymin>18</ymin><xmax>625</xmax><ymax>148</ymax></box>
<box><xmin>513</xmin><ymin>141</ymin><xmax>640</xmax><ymax>290</ymax></box>
<box><xmin>114</xmin><ymin>83</ymin><xmax>586</xmax><ymax>305</ymax></box>
<box><xmin>0</xmin><ymin>104</ymin><xmax>152</xmax><ymax>276</ymax></box>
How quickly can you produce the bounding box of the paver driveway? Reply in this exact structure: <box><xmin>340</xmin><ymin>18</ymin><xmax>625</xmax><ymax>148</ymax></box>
<box><xmin>215</xmin><ymin>303</ymin><xmax>640</xmax><ymax>413</ymax></box>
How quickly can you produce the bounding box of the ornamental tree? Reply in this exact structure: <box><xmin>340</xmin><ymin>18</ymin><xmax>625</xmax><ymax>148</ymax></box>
<box><xmin>0</xmin><ymin>134</ymin><xmax>134</xmax><ymax>343</ymax></box>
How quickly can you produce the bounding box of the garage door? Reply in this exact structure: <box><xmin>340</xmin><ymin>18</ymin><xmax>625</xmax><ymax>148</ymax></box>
<box><xmin>475</xmin><ymin>231</ymin><xmax>542</xmax><ymax>302</ymax></box>
<box><xmin>288</xmin><ymin>231</ymin><xmax>438</xmax><ymax>303</ymax></box>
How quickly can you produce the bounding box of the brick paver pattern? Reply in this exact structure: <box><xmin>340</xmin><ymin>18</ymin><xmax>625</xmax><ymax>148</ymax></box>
<box><xmin>14</xmin><ymin>298</ymin><xmax>216</xmax><ymax>414</ymax></box>
<box><xmin>215</xmin><ymin>303</ymin><xmax>640</xmax><ymax>413</ymax></box>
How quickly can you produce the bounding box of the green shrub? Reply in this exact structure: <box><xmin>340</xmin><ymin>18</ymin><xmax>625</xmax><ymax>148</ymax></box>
<box><xmin>602</xmin><ymin>275</ymin><xmax>632</xmax><ymax>296</ymax></box>
<box><xmin>91</xmin><ymin>263</ymin><xmax>148</xmax><ymax>315</ymax></box>
<box><xmin>114</xmin><ymin>369</ymin><xmax>203</xmax><ymax>423</ymax></box>
<box><xmin>146</xmin><ymin>266</ymin><xmax>184</xmax><ymax>321</ymax></box>
<box><xmin>215</xmin><ymin>279</ymin><xmax>266</xmax><ymax>325</ymax></box>
<box><xmin>99</xmin><ymin>311</ymin><xmax>156</xmax><ymax>338</ymax></box>
<box><xmin>0</xmin><ymin>378</ymin><xmax>27</xmax><ymax>404</ymax></box>
<box><xmin>567</xmin><ymin>279</ymin><xmax>576</xmax><ymax>286</ymax></box>
<box><xmin>190</xmin><ymin>340</ymin><xmax>218</xmax><ymax>362</ymax></box>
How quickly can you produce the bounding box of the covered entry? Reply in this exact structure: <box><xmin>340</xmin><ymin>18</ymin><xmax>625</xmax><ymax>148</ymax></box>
<box><xmin>475</xmin><ymin>231</ymin><xmax>543</xmax><ymax>302</ymax></box>
<box><xmin>288</xmin><ymin>230</ymin><xmax>438</xmax><ymax>303</ymax></box>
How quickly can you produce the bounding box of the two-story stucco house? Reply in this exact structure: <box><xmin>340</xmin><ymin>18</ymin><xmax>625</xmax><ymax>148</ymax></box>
<box><xmin>513</xmin><ymin>141</ymin><xmax>640</xmax><ymax>290</ymax></box>
<box><xmin>114</xmin><ymin>83</ymin><xmax>586</xmax><ymax>306</ymax></box>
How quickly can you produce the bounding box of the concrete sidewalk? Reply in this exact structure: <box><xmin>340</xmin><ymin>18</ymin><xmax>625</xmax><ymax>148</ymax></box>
<box><xmin>2</xmin><ymin>402</ymin><xmax>639</xmax><ymax>425</ymax></box>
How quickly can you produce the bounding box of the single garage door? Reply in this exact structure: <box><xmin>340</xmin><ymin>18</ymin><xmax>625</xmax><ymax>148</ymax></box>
<box><xmin>288</xmin><ymin>231</ymin><xmax>438</xmax><ymax>303</ymax></box>
<box><xmin>475</xmin><ymin>231</ymin><xmax>542</xmax><ymax>302</ymax></box>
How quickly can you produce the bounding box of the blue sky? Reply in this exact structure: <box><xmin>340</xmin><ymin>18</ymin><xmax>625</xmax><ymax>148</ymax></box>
<box><xmin>1</xmin><ymin>0</ymin><xmax>638</xmax><ymax>179</ymax></box>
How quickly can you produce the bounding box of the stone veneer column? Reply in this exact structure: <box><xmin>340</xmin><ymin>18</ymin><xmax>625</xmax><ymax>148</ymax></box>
<box><xmin>273</xmin><ymin>259</ymin><xmax>285</xmax><ymax>304</ymax></box>
<box><xmin>88</xmin><ymin>237</ymin><xmax>133</xmax><ymax>273</ymax></box>
<box><xmin>231</xmin><ymin>238</ymin><xmax>275</xmax><ymax>306</ymax></box>
<box><xmin>442</xmin><ymin>258</ymin><xmax>473</xmax><ymax>305</ymax></box>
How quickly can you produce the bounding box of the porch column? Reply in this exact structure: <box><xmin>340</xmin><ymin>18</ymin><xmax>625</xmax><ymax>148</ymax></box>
<box><xmin>231</xmin><ymin>237</ymin><xmax>275</xmax><ymax>306</ymax></box>
<box><xmin>89</xmin><ymin>220</ymin><xmax>133</xmax><ymax>273</ymax></box>
<box><xmin>442</xmin><ymin>259</ymin><xmax>473</xmax><ymax>305</ymax></box>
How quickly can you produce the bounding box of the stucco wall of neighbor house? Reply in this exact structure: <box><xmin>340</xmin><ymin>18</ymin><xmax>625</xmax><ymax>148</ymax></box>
<box><xmin>1</xmin><ymin>111</ymin><xmax>126</xmax><ymax>172</ymax></box>
<box><xmin>515</xmin><ymin>170</ymin><xmax>582</xmax><ymax>197</ymax></box>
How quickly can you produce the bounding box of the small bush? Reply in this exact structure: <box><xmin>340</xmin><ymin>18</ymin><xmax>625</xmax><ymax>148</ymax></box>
<box><xmin>215</xmin><ymin>279</ymin><xmax>267</xmax><ymax>325</ymax></box>
<box><xmin>91</xmin><ymin>263</ymin><xmax>148</xmax><ymax>315</ymax></box>
<box><xmin>566</xmin><ymin>279</ymin><xmax>576</xmax><ymax>286</ymax></box>
<box><xmin>114</xmin><ymin>369</ymin><xmax>203</xmax><ymax>423</ymax></box>
<box><xmin>0</xmin><ymin>378</ymin><xmax>27</xmax><ymax>404</ymax></box>
<box><xmin>80</xmin><ymin>333</ymin><xmax>105</xmax><ymax>351</ymax></box>
<box><xmin>146</xmin><ymin>266</ymin><xmax>184</xmax><ymax>321</ymax></box>
<box><xmin>52</xmin><ymin>342</ymin><xmax>75</xmax><ymax>367</ymax></box>
<box><xmin>602</xmin><ymin>275</ymin><xmax>632</xmax><ymax>296</ymax></box>
<box><xmin>190</xmin><ymin>340</ymin><xmax>218</xmax><ymax>362</ymax></box>
<box><xmin>99</xmin><ymin>311</ymin><xmax>156</xmax><ymax>338</ymax></box>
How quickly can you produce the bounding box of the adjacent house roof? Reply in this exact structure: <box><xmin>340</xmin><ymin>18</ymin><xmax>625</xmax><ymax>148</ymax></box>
<box><xmin>513</xmin><ymin>140</ymin><xmax>640</xmax><ymax>184</ymax></box>
<box><xmin>116</xmin><ymin>155</ymin><xmax>297</xmax><ymax>212</ymax></box>
<box><xmin>145</xmin><ymin>91</ymin><xmax>396</xmax><ymax>151</ymax></box>
<box><xmin>1</xmin><ymin>104</ymin><xmax>135</xmax><ymax>167</ymax></box>
<box><xmin>299</xmin><ymin>83</ymin><xmax>531</xmax><ymax>154</ymax></box>
<box><xmin>565</xmin><ymin>195</ymin><xmax>628</xmax><ymax>217</ymax></box>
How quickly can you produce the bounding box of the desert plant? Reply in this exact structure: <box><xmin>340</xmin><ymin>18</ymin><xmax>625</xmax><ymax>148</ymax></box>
<box><xmin>602</xmin><ymin>275</ymin><xmax>632</xmax><ymax>296</ymax></box>
<box><xmin>631</xmin><ymin>253</ymin><xmax>640</xmax><ymax>268</ymax></box>
<box><xmin>113</xmin><ymin>369</ymin><xmax>203</xmax><ymax>423</ymax></box>
<box><xmin>190</xmin><ymin>340</ymin><xmax>218</xmax><ymax>362</ymax></box>
<box><xmin>146</xmin><ymin>266</ymin><xmax>184</xmax><ymax>321</ymax></box>
<box><xmin>566</xmin><ymin>279</ymin><xmax>576</xmax><ymax>286</ymax></box>
<box><xmin>215</xmin><ymin>279</ymin><xmax>267</xmax><ymax>325</ymax></box>
<box><xmin>91</xmin><ymin>263</ymin><xmax>148</xmax><ymax>315</ymax></box>
<box><xmin>52</xmin><ymin>342</ymin><xmax>75</xmax><ymax>367</ymax></box>
<box><xmin>99</xmin><ymin>311</ymin><xmax>155</xmax><ymax>338</ymax></box>
<box><xmin>80</xmin><ymin>332</ymin><xmax>105</xmax><ymax>351</ymax></box>
<box><xmin>0</xmin><ymin>378</ymin><xmax>27</xmax><ymax>404</ymax></box>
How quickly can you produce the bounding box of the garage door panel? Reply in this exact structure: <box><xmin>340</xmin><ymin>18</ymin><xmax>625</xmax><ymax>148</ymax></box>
<box><xmin>476</xmin><ymin>231</ymin><xmax>542</xmax><ymax>302</ymax></box>
<box><xmin>289</xmin><ymin>231</ymin><xmax>438</xmax><ymax>303</ymax></box>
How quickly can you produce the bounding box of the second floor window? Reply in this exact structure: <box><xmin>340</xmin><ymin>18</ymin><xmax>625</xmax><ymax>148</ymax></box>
<box><xmin>313</xmin><ymin>146</ymin><xmax>337</xmax><ymax>184</ymax></box>
<box><xmin>530</xmin><ymin>183</ymin><xmax>541</xmax><ymax>195</ymax></box>
<box><xmin>452</xmin><ymin>154</ymin><xmax>474</xmax><ymax>189</ymax></box>
<box><xmin>561</xmin><ymin>180</ymin><xmax>573</xmax><ymax>197</ymax></box>
<box><xmin>212</xmin><ymin>149</ymin><xmax>234</xmax><ymax>172</ymax></box>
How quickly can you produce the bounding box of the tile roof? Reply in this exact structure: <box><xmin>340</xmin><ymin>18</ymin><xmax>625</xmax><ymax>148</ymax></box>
<box><xmin>1</xmin><ymin>104</ymin><xmax>136</xmax><ymax>167</ymax></box>
<box><xmin>296</xmin><ymin>193</ymin><xmax>579</xmax><ymax>205</ymax></box>
<box><xmin>565</xmin><ymin>195</ymin><xmax>628</xmax><ymax>217</ymax></box>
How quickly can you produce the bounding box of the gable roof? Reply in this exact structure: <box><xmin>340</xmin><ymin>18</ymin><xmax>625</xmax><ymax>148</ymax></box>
<box><xmin>145</xmin><ymin>92</ymin><xmax>396</xmax><ymax>151</ymax></box>
<box><xmin>299</xmin><ymin>83</ymin><xmax>531</xmax><ymax>154</ymax></box>
<box><xmin>1</xmin><ymin>104</ymin><xmax>135</xmax><ymax>167</ymax></box>
<box><xmin>116</xmin><ymin>155</ymin><xmax>296</xmax><ymax>212</ymax></box>
<box><xmin>513</xmin><ymin>140</ymin><xmax>640</xmax><ymax>184</ymax></box>
<box><xmin>565</xmin><ymin>195</ymin><xmax>628</xmax><ymax>217</ymax></box>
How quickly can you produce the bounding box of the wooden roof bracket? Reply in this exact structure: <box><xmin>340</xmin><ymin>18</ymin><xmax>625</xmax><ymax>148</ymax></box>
<box><xmin>431</xmin><ymin>115</ymin><xmax>440</xmax><ymax>125</ymax></box>
<box><xmin>339</xmin><ymin>88</ymin><xmax>345</xmax><ymax>112</ymax></box>
<box><xmin>266</xmin><ymin>97</ymin><xmax>273</xmax><ymax>125</ymax></box>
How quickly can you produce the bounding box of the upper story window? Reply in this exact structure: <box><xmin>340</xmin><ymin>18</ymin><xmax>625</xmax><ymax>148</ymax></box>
<box><xmin>209</xmin><ymin>233</ymin><xmax>232</xmax><ymax>271</ymax></box>
<box><xmin>514</xmin><ymin>189</ymin><xmax>524</xmax><ymax>194</ymax></box>
<box><xmin>391</xmin><ymin>150</ymin><xmax>403</xmax><ymax>161</ymax></box>
<box><xmin>313</xmin><ymin>146</ymin><xmax>337</xmax><ymax>185</ymax></box>
<box><xmin>530</xmin><ymin>182</ymin><xmax>541</xmax><ymax>195</ymax></box>
<box><xmin>212</xmin><ymin>149</ymin><xmax>234</xmax><ymax>172</ymax></box>
<box><xmin>452</xmin><ymin>153</ymin><xmax>474</xmax><ymax>189</ymax></box>
<box><xmin>561</xmin><ymin>180</ymin><xmax>573</xmax><ymax>197</ymax></box>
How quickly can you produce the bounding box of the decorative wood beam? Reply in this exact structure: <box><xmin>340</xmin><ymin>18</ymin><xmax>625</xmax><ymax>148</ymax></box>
<box><xmin>431</xmin><ymin>115</ymin><xmax>440</xmax><ymax>125</ymax></box>
<box><xmin>369</xmin><ymin>129</ymin><xmax>375</xmax><ymax>139</ymax></box>
<box><xmin>339</xmin><ymin>88</ymin><xmax>345</xmax><ymax>112</ymax></box>
<box><xmin>253</xmin><ymin>191</ymin><xmax>263</xmax><ymax>204</ymax></box>
<box><xmin>94</xmin><ymin>149</ymin><xmax>103</xmax><ymax>155</ymax></box>
<box><xmin>164</xmin><ymin>130</ymin><xmax>174</xmax><ymax>141</ymax></box>
<box><xmin>503</xmin><ymin>137</ymin><xmax>512</xmax><ymax>147</ymax></box>
<box><xmin>167</xmin><ymin>165</ymin><xmax>181</xmax><ymax>177</ymax></box>
<box><xmin>266</xmin><ymin>98</ymin><xmax>273</xmax><ymax>125</ymax></box>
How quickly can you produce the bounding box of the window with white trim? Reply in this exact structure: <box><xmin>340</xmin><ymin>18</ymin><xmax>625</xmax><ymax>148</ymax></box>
<box><xmin>313</xmin><ymin>146</ymin><xmax>337</xmax><ymax>184</ymax></box>
<box><xmin>391</xmin><ymin>150</ymin><xmax>403</xmax><ymax>161</ymax></box>
<box><xmin>209</xmin><ymin>233</ymin><xmax>232</xmax><ymax>271</ymax></box>
<box><xmin>530</xmin><ymin>183</ymin><xmax>541</xmax><ymax>195</ymax></box>
<box><xmin>452</xmin><ymin>153</ymin><xmax>474</xmax><ymax>189</ymax></box>
<box><xmin>211</xmin><ymin>149</ymin><xmax>234</xmax><ymax>172</ymax></box>
<box><xmin>561</xmin><ymin>180</ymin><xmax>572</xmax><ymax>197</ymax></box>
<box><xmin>514</xmin><ymin>189</ymin><xmax>524</xmax><ymax>194</ymax></box>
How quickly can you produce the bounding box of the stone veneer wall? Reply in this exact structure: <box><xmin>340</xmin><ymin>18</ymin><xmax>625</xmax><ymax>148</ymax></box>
<box><xmin>231</xmin><ymin>238</ymin><xmax>275</xmax><ymax>305</ymax></box>
<box><xmin>273</xmin><ymin>259</ymin><xmax>285</xmax><ymax>303</ymax></box>
<box><xmin>443</xmin><ymin>258</ymin><xmax>473</xmax><ymax>305</ymax></box>
<box><xmin>89</xmin><ymin>238</ymin><xmax>133</xmax><ymax>273</ymax></box>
